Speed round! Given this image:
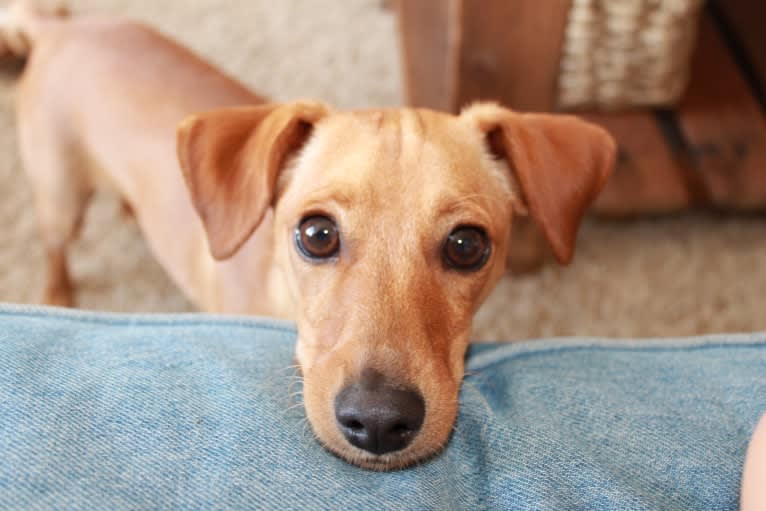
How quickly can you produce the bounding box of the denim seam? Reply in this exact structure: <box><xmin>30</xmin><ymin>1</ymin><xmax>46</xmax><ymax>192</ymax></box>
<box><xmin>3</xmin><ymin>303</ymin><xmax>765</xmax><ymax>373</ymax></box>
<box><xmin>466</xmin><ymin>340</ymin><xmax>766</xmax><ymax>372</ymax></box>
<box><xmin>0</xmin><ymin>304</ymin><xmax>297</xmax><ymax>333</ymax></box>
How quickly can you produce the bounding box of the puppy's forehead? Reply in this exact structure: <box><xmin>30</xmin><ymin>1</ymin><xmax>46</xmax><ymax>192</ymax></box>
<box><xmin>294</xmin><ymin>108</ymin><xmax>510</xmax><ymax>204</ymax></box>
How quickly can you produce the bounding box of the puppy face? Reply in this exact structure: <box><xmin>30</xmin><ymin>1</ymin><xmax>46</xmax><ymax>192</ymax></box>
<box><xmin>177</xmin><ymin>102</ymin><xmax>614</xmax><ymax>470</ymax></box>
<box><xmin>273</xmin><ymin>109</ymin><xmax>516</xmax><ymax>469</ymax></box>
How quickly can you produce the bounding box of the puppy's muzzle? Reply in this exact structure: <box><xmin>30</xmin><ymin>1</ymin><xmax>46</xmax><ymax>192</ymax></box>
<box><xmin>334</xmin><ymin>369</ymin><xmax>425</xmax><ymax>455</ymax></box>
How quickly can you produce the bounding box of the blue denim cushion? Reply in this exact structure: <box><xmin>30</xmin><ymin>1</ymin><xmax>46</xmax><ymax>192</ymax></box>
<box><xmin>1</xmin><ymin>304</ymin><xmax>764</xmax><ymax>511</ymax></box>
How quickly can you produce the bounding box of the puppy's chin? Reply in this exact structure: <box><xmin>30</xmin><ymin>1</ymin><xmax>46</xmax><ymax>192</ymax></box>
<box><xmin>320</xmin><ymin>440</ymin><xmax>450</xmax><ymax>472</ymax></box>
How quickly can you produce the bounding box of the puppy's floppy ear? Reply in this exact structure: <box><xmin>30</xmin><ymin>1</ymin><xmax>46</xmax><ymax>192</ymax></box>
<box><xmin>463</xmin><ymin>103</ymin><xmax>616</xmax><ymax>264</ymax></box>
<box><xmin>177</xmin><ymin>102</ymin><xmax>328</xmax><ymax>260</ymax></box>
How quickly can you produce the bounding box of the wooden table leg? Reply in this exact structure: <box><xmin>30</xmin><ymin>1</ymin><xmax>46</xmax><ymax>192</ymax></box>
<box><xmin>396</xmin><ymin>0</ymin><xmax>571</xmax><ymax>113</ymax></box>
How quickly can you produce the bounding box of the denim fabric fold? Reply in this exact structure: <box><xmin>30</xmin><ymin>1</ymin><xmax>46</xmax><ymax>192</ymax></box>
<box><xmin>1</xmin><ymin>304</ymin><xmax>764</xmax><ymax>511</ymax></box>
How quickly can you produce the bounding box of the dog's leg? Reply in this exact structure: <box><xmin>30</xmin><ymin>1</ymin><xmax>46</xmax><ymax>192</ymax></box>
<box><xmin>31</xmin><ymin>165</ymin><xmax>91</xmax><ymax>308</ymax></box>
<box><xmin>30</xmin><ymin>156</ymin><xmax>91</xmax><ymax>308</ymax></box>
<box><xmin>18</xmin><ymin>121</ymin><xmax>92</xmax><ymax>307</ymax></box>
<box><xmin>507</xmin><ymin>215</ymin><xmax>548</xmax><ymax>274</ymax></box>
<box><xmin>4</xmin><ymin>2</ymin><xmax>79</xmax><ymax>306</ymax></box>
<box><xmin>43</xmin><ymin>242</ymin><xmax>75</xmax><ymax>307</ymax></box>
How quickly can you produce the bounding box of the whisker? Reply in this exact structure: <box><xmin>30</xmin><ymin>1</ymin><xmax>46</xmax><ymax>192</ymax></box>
<box><xmin>301</xmin><ymin>418</ymin><xmax>315</xmax><ymax>440</ymax></box>
<box><xmin>284</xmin><ymin>401</ymin><xmax>306</xmax><ymax>413</ymax></box>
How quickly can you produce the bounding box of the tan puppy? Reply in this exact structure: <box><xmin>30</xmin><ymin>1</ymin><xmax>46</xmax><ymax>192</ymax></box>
<box><xmin>2</xmin><ymin>2</ymin><xmax>615</xmax><ymax>470</ymax></box>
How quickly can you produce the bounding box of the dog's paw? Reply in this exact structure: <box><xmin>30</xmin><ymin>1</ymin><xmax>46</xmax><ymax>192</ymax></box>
<box><xmin>43</xmin><ymin>283</ymin><xmax>75</xmax><ymax>308</ymax></box>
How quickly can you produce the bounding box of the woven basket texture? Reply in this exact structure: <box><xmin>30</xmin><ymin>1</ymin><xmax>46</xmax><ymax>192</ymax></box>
<box><xmin>557</xmin><ymin>0</ymin><xmax>705</xmax><ymax>110</ymax></box>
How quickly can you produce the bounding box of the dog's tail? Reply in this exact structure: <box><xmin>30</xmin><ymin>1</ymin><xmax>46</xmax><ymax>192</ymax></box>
<box><xmin>0</xmin><ymin>0</ymin><xmax>68</xmax><ymax>59</ymax></box>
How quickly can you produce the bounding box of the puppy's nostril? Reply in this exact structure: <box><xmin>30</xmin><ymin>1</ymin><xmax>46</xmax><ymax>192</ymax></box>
<box><xmin>345</xmin><ymin>419</ymin><xmax>364</xmax><ymax>431</ymax></box>
<box><xmin>390</xmin><ymin>422</ymin><xmax>411</xmax><ymax>436</ymax></box>
<box><xmin>334</xmin><ymin>380</ymin><xmax>425</xmax><ymax>456</ymax></box>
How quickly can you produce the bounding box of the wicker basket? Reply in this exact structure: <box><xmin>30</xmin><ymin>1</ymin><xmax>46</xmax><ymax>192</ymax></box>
<box><xmin>557</xmin><ymin>0</ymin><xmax>705</xmax><ymax>110</ymax></box>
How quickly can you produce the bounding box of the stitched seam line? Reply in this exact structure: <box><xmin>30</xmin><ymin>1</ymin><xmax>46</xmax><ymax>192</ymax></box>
<box><xmin>0</xmin><ymin>304</ymin><xmax>297</xmax><ymax>333</ymax></box>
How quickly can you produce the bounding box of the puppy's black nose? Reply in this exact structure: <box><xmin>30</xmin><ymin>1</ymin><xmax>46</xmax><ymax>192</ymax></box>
<box><xmin>334</xmin><ymin>371</ymin><xmax>425</xmax><ymax>455</ymax></box>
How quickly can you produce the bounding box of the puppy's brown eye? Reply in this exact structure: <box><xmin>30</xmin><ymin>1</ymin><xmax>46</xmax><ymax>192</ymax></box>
<box><xmin>296</xmin><ymin>216</ymin><xmax>340</xmax><ymax>260</ymax></box>
<box><xmin>443</xmin><ymin>226</ymin><xmax>490</xmax><ymax>271</ymax></box>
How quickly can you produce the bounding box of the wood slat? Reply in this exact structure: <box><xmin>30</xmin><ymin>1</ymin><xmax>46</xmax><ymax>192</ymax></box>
<box><xmin>453</xmin><ymin>0</ymin><xmax>571</xmax><ymax>112</ymax></box>
<box><xmin>711</xmin><ymin>0</ymin><xmax>766</xmax><ymax>106</ymax></box>
<box><xmin>584</xmin><ymin>112</ymin><xmax>694</xmax><ymax>217</ymax></box>
<box><xmin>396</xmin><ymin>0</ymin><xmax>571</xmax><ymax>112</ymax></box>
<box><xmin>396</xmin><ymin>0</ymin><xmax>457</xmax><ymax>111</ymax></box>
<box><xmin>675</xmin><ymin>14</ymin><xmax>766</xmax><ymax>209</ymax></box>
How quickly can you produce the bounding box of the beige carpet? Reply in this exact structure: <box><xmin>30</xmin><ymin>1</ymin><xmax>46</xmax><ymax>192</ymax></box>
<box><xmin>1</xmin><ymin>0</ymin><xmax>765</xmax><ymax>340</ymax></box>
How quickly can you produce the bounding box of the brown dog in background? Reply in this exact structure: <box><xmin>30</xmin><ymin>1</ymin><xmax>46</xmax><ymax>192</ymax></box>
<box><xmin>1</xmin><ymin>1</ymin><xmax>615</xmax><ymax>470</ymax></box>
